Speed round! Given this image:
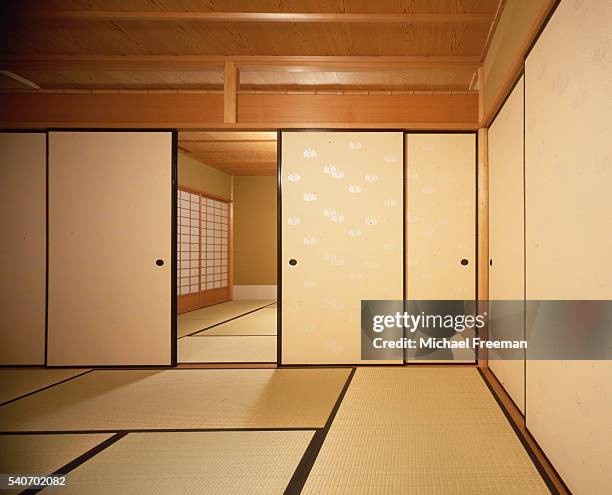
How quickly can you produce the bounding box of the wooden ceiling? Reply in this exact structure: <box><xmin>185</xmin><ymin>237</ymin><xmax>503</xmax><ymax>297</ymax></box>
<box><xmin>1</xmin><ymin>0</ymin><xmax>502</xmax><ymax>175</ymax></box>
<box><xmin>1</xmin><ymin>0</ymin><xmax>500</xmax><ymax>92</ymax></box>
<box><xmin>179</xmin><ymin>131</ymin><xmax>277</xmax><ymax>176</ymax></box>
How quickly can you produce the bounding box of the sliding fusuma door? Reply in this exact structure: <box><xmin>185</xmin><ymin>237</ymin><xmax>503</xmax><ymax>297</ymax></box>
<box><xmin>47</xmin><ymin>131</ymin><xmax>176</xmax><ymax>366</ymax></box>
<box><xmin>405</xmin><ymin>133</ymin><xmax>476</xmax><ymax>363</ymax></box>
<box><xmin>280</xmin><ymin>131</ymin><xmax>404</xmax><ymax>365</ymax></box>
<box><xmin>0</xmin><ymin>133</ymin><xmax>46</xmax><ymax>365</ymax></box>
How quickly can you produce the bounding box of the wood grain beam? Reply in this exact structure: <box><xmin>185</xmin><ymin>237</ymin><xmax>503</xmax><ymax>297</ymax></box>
<box><xmin>179</xmin><ymin>139</ymin><xmax>277</xmax><ymax>144</ymax></box>
<box><xmin>0</xmin><ymin>91</ymin><xmax>478</xmax><ymax>129</ymax></box>
<box><xmin>0</xmin><ymin>55</ymin><xmax>481</xmax><ymax>72</ymax></box>
<box><xmin>14</xmin><ymin>11</ymin><xmax>494</xmax><ymax>24</ymax></box>
<box><xmin>224</xmin><ymin>61</ymin><xmax>238</xmax><ymax>124</ymax></box>
<box><xmin>238</xmin><ymin>93</ymin><xmax>478</xmax><ymax>125</ymax></box>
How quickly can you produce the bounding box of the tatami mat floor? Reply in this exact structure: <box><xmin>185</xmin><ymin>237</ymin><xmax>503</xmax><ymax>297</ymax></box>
<box><xmin>0</xmin><ymin>434</ymin><xmax>112</xmax><ymax>494</ymax></box>
<box><xmin>0</xmin><ymin>369</ymin><xmax>90</xmax><ymax>405</ymax></box>
<box><xmin>204</xmin><ymin>307</ymin><xmax>276</xmax><ymax>336</ymax></box>
<box><xmin>302</xmin><ymin>367</ymin><xmax>549</xmax><ymax>494</ymax></box>
<box><xmin>0</xmin><ymin>368</ymin><xmax>349</xmax><ymax>432</ymax></box>
<box><xmin>0</xmin><ymin>366</ymin><xmax>549</xmax><ymax>494</ymax></box>
<box><xmin>178</xmin><ymin>336</ymin><xmax>276</xmax><ymax>363</ymax></box>
<box><xmin>177</xmin><ymin>300</ymin><xmax>277</xmax><ymax>363</ymax></box>
<box><xmin>47</xmin><ymin>431</ymin><xmax>313</xmax><ymax>495</ymax></box>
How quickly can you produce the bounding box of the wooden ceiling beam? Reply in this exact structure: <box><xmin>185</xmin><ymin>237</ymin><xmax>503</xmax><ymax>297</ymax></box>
<box><xmin>179</xmin><ymin>139</ymin><xmax>277</xmax><ymax>144</ymax></box>
<box><xmin>0</xmin><ymin>91</ymin><xmax>479</xmax><ymax>130</ymax></box>
<box><xmin>15</xmin><ymin>11</ymin><xmax>494</xmax><ymax>24</ymax></box>
<box><xmin>0</xmin><ymin>55</ymin><xmax>481</xmax><ymax>72</ymax></box>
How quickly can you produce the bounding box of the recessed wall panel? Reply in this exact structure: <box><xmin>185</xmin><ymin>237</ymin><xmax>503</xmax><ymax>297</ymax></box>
<box><xmin>488</xmin><ymin>77</ymin><xmax>525</xmax><ymax>413</ymax></box>
<box><xmin>281</xmin><ymin>131</ymin><xmax>403</xmax><ymax>365</ymax></box>
<box><xmin>47</xmin><ymin>132</ymin><xmax>174</xmax><ymax>366</ymax></box>
<box><xmin>525</xmin><ymin>0</ymin><xmax>612</xmax><ymax>492</ymax></box>
<box><xmin>0</xmin><ymin>133</ymin><xmax>46</xmax><ymax>365</ymax></box>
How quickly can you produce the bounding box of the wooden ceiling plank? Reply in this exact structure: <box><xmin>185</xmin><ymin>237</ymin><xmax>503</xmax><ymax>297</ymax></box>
<box><xmin>15</xmin><ymin>11</ymin><xmax>494</xmax><ymax>24</ymax></box>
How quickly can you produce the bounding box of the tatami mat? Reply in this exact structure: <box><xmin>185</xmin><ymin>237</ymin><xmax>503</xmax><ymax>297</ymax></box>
<box><xmin>302</xmin><ymin>367</ymin><xmax>549</xmax><ymax>494</ymax></box>
<box><xmin>203</xmin><ymin>307</ymin><xmax>276</xmax><ymax>336</ymax></box>
<box><xmin>0</xmin><ymin>368</ymin><xmax>350</xmax><ymax>432</ymax></box>
<box><xmin>177</xmin><ymin>318</ymin><xmax>217</xmax><ymax>338</ymax></box>
<box><xmin>178</xmin><ymin>336</ymin><xmax>276</xmax><ymax>363</ymax></box>
<box><xmin>0</xmin><ymin>369</ymin><xmax>89</xmax><ymax>405</ymax></box>
<box><xmin>178</xmin><ymin>300</ymin><xmax>274</xmax><ymax>321</ymax></box>
<box><xmin>49</xmin><ymin>431</ymin><xmax>312</xmax><ymax>494</ymax></box>
<box><xmin>0</xmin><ymin>434</ymin><xmax>111</xmax><ymax>494</ymax></box>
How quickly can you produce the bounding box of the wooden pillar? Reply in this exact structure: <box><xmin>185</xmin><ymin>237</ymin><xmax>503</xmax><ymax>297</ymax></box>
<box><xmin>477</xmin><ymin>126</ymin><xmax>489</xmax><ymax>368</ymax></box>
<box><xmin>224</xmin><ymin>61</ymin><xmax>238</xmax><ymax>124</ymax></box>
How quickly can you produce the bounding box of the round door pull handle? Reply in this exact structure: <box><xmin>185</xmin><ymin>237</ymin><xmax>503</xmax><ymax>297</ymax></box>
<box><xmin>155</xmin><ymin>259</ymin><xmax>165</xmax><ymax>266</ymax></box>
<box><xmin>289</xmin><ymin>259</ymin><xmax>298</xmax><ymax>266</ymax></box>
<box><xmin>460</xmin><ymin>259</ymin><xmax>469</xmax><ymax>266</ymax></box>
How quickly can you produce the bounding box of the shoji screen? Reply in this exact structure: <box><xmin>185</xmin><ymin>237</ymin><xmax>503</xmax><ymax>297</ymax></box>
<box><xmin>0</xmin><ymin>133</ymin><xmax>46</xmax><ymax>365</ymax></box>
<box><xmin>177</xmin><ymin>189</ymin><xmax>230</xmax><ymax>313</ymax></box>
<box><xmin>405</xmin><ymin>133</ymin><xmax>476</xmax><ymax>363</ymax></box>
<box><xmin>281</xmin><ymin>131</ymin><xmax>403</xmax><ymax>365</ymax></box>
<box><xmin>488</xmin><ymin>77</ymin><xmax>525</xmax><ymax>412</ymax></box>
<box><xmin>47</xmin><ymin>131</ymin><xmax>174</xmax><ymax>366</ymax></box>
<box><xmin>525</xmin><ymin>0</ymin><xmax>612</xmax><ymax>492</ymax></box>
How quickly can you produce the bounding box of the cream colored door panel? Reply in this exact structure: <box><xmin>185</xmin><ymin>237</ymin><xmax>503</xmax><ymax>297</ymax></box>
<box><xmin>0</xmin><ymin>133</ymin><xmax>46</xmax><ymax>365</ymax></box>
<box><xmin>281</xmin><ymin>131</ymin><xmax>403</xmax><ymax>365</ymax></box>
<box><xmin>405</xmin><ymin>133</ymin><xmax>476</xmax><ymax>363</ymax></box>
<box><xmin>405</xmin><ymin>133</ymin><xmax>476</xmax><ymax>301</ymax></box>
<box><xmin>525</xmin><ymin>1</ymin><xmax>612</xmax><ymax>492</ymax></box>
<box><xmin>47</xmin><ymin>131</ymin><xmax>174</xmax><ymax>366</ymax></box>
<box><xmin>488</xmin><ymin>77</ymin><xmax>525</xmax><ymax>413</ymax></box>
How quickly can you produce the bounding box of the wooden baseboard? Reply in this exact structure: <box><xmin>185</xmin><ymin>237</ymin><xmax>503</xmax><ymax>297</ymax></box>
<box><xmin>177</xmin><ymin>287</ymin><xmax>231</xmax><ymax>314</ymax></box>
<box><xmin>478</xmin><ymin>367</ymin><xmax>571</xmax><ymax>495</ymax></box>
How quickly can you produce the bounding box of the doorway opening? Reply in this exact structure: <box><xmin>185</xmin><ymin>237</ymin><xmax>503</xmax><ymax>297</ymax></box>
<box><xmin>175</xmin><ymin>131</ymin><xmax>278</xmax><ymax>365</ymax></box>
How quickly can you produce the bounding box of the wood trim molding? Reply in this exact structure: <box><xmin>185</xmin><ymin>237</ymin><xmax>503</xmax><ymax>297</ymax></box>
<box><xmin>477</xmin><ymin>127</ymin><xmax>489</xmax><ymax>368</ymax></box>
<box><xmin>479</xmin><ymin>368</ymin><xmax>571</xmax><ymax>494</ymax></box>
<box><xmin>480</xmin><ymin>0</ymin><xmax>558</xmax><ymax>127</ymax></box>
<box><xmin>480</xmin><ymin>0</ymin><xmax>508</xmax><ymax>60</ymax></box>
<box><xmin>13</xmin><ymin>11</ymin><xmax>494</xmax><ymax>24</ymax></box>
<box><xmin>0</xmin><ymin>55</ymin><xmax>481</xmax><ymax>72</ymax></box>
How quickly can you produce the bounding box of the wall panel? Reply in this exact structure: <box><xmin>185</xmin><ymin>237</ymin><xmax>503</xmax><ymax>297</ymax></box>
<box><xmin>406</xmin><ymin>134</ymin><xmax>476</xmax><ymax>300</ymax></box>
<box><xmin>487</xmin><ymin>77</ymin><xmax>525</xmax><ymax>412</ymax></box>
<box><xmin>47</xmin><ymin>132</ymin><xmax>174</xmax><ymax>366</ymax></box>
<box><xmin>525</xmin><ymin>0</ymin><xmax>612</xmax><ymax>492</ymax></box>
<box><xmin>233</xmin><ymin>176</ymin><xmax>277</xmax><ymax>286</ymax></box>
<box><xmin>281</xmin><ymin>131</ymin><xmax>403</xmax><ymax>364</ymax></box>
<box><xmin>0</xmin><ymin>133</ymin><xmax>46</xmax><ymax>365</ymax></box>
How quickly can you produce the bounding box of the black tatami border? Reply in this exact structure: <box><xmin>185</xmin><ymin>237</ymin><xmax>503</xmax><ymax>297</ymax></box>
<box><xmin>0</xmin><ymin>369</ymin><xmax>94</xmax><ymax>408</ymax></box>
<box><xmin>283</xmin><ymin>367</ymin><xmax>357</xmax><ymax>494</ymax></box>
<box><xmin>5</xmin><ymin>367</ymin><xmax>358</xmax><ymax>495</ymax></box>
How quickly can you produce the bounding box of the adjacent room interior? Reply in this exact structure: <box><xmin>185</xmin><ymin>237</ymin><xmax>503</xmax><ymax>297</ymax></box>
<box><xmin>175</xmin><ymin>131</ymin><xmax>278</xmax><ymax>364</ymax></box>
<box><xmin>0</xmin><ymin>1</ymin><xmax>610</xmax><ymax>494</ymax></box>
